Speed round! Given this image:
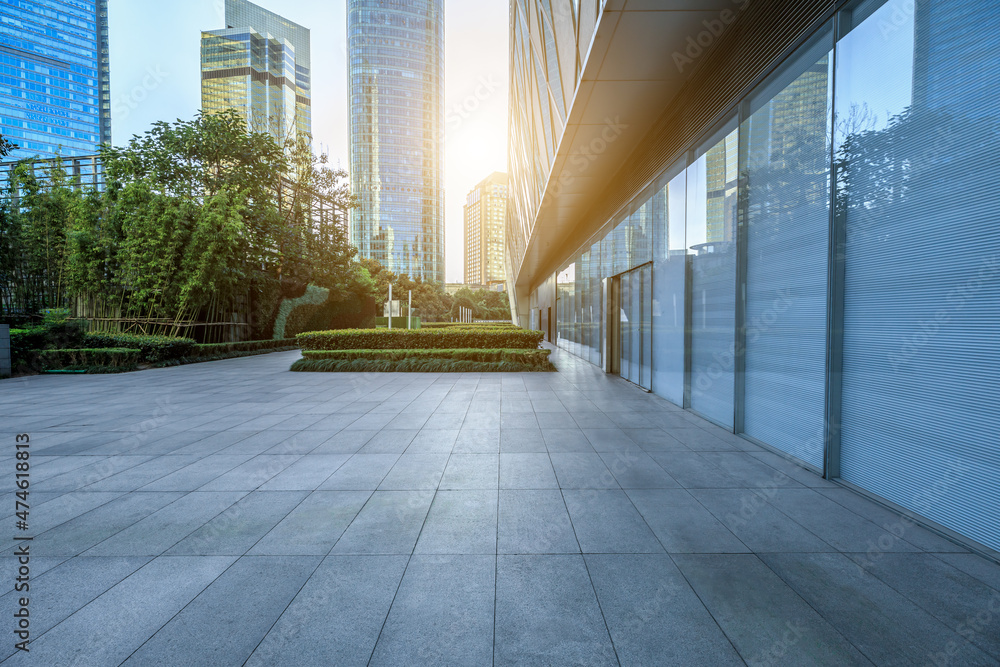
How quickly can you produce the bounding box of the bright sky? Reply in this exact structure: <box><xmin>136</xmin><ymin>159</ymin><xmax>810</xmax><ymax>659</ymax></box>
<box><xmin>107</xmin><ymin>0</ymin><xmax>508</xmax><ymax>283</ymax></box>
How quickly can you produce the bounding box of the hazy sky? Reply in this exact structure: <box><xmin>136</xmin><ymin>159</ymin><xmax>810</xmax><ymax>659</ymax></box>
<box><xmin>108</xmin><ymin>0</ymin><xmax>508</xmax><ymax>282</ymax></box>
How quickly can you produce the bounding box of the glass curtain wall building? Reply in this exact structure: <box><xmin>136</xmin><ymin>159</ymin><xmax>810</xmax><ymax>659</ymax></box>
<box><xmin>508</xmin><ymin>0</ymin><xmax>1000</xmax><ymax>555</ymax></box>
<box><xmin>348</xmin><ymin>0</ymin><xmax>445</xmax><ymax>284</ymax></box>
<box><xmin>201</xmin><ymin>0</ymin><xmax>311</xmax><ymax>145</ymax></box>
<box><xmin>0</xmin><ymin>0</ymin><xmax>111</xmax><ymax>159</ymax></box>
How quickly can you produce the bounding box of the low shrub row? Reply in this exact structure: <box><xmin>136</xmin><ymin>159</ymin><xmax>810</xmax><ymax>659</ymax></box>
<box><xmin>34</xmin><ymin>348</ymin><xmax>141</xmax><ymax>371</ymax></box>
<box><xmin>84</xmin><ymin>332</ymin><xmax>197</xmax><ymax>362</ymax></box>
<box><xmin>297</xmin><ymin>328</ymin><xmax>543</xmax><ymax>351</ymax></box>
<box><xmin>301</xmin><ymin>347</ymin><xmax>552</xmax><ymax>367</ymax></box>
<box><xmin>11</xmin><ymin>320</ymin><xmax>88</xmax><ymax>368</ymax></box>
<box><xmin>291</xmin><ymin>357</ymin><xmax>551</xmax><ymax>373</ymax></box>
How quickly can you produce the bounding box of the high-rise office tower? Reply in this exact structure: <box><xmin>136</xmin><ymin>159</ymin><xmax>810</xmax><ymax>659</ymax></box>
<box><xmin>347</xmin><ymin>0</ymin><xmax>445</xmax><ymax>284</ymax></box>
<box><xmin>464</xmin><ymin>172</ymin><xmax>508</xmax><ymax>287</ymax></box>
<box><xmin>0</xmin><ymin>0</ymin><xmax>111</xmax><ymax>159</ymax></box>
<box><xmin>201</xmin><ymin>0</ymin><xmax>311</xmax><ymax>145</ymax></box>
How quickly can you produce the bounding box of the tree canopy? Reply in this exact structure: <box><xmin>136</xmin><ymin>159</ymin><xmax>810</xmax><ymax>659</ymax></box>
<box><xmin>0</xmin><ymin>132</ymin><xmax>16</xmax><ymax>158</ymax></box>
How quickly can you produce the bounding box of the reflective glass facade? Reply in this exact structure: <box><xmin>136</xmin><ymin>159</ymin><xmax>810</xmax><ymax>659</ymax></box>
<box><xmin>201</xmin><ymin>0</ymin><xmax>310</xmax><ymax>144</ymax></box>
<box><xmin>0</xmin><ymin>0</ymin><xmax>111</xmax><ymax>159</ymax></box>
<box><xmin>513</xmin><ymin>0</ymin><xmax>1000</xmax><ymax>554</ymax></box>
<box><xmin>348</xmin><ymin>0</ymin><xmax>444</xmax><ymax>284</ymax></box>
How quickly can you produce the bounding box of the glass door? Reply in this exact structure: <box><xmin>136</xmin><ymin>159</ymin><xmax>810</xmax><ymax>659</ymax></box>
<box><xmin>617</xmin><ymin>264</ymin><xmax>652</xmax><ymax>390</ymax></box>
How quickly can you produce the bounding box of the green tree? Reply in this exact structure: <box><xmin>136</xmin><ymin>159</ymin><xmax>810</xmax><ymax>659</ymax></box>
<box><xmin>0</xmin><ymin>132</ymin><xmax>16</xmax><ymax>158</ymax></box>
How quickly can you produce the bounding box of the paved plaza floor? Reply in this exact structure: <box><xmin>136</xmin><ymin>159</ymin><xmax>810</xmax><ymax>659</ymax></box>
<box><xmin>1</xmin><ymin>348</ymin><xmax>998</xmax><ymax>666</ymax></box>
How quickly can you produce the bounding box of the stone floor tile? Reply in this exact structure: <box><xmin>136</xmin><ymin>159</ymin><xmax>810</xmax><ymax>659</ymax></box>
<box><xmin>166</xmin><ymin>491</ymin><xmax>307</xmax><ymax>556</ymax></box>
<box><xmin>586</xmin><ymin>554</ymin><xmax>744</xmax><ymax>665</ymax></box>
<box><xmin>562</xmin><ymin>489</ymin><xmax>663</xmax><ymax>554</ymax></box>
<box><xmin>495</xmin><ymin>555</ymin><xmax>617</xmax><ymax>666</ymax></box>
<box><xmin>370</xmin><ymin>555</ymin><xmax>495</xmax><ymax>665</ymax></box>
<box><xmin>626</xmin><ymin>489</ymin><xmax>749</xmax><ymax>554</ymax></box>
<box><xmin>122</xmin><ymin>555</ymin><xmax>320</xmax><ymax>666</ymax></box>
<box><xmin>761</xmin><ymin>551</ymin><xmax>997</xmax><ymax>665</ymax></box>
<box><xmin>245</xmin><ymin>555</ymin><xmax>408</xmax><ymax>667</ymax></box>
<box><xmin>672</xmin><ymin>554</ymin><xmax>872</xmax><ymax>666</ymax></box>
<box><xmin>414</xmin><ymin>489</ymin><xmax>498</xmax><ymax>554</ymax></box>
<box><xmin>497</xmin><ymin>489</ymin><xmax>579</xmax><ymax>554</ymax></box>
<box><xmin>440</xmin><ymin>453</ymin><xmax>499</xmax><ymax>489</ymax></box>
<box><xmin>2</xmin><ymin>556</ymin><xmax>236</xmax><ymax>667</ymax></box>
<box><xmin>331</xmin><ymin>490</ymin><xmax>434</xmax><ymax>555</ymax></box>
<box><xmin>499</xmin><ymin>453</ymin><xmax>558</xmax><ymax>489</ymax></box>
<box><xmin>249</xmin><ymin>490</ymin><xmax>371</xmax><ymax>555</ymax></box>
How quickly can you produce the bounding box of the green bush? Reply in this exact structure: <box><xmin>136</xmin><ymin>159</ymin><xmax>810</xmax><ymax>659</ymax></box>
<box><xmin>84</xmin><ymin>332</ymin><xmax>197</xmax><ymax>362</ymax></box>
<box><xmin>291</xmin><ymin>357</ymin><xmax>553</xmax><ymax>373</ymax></box>
<box><xmin>297</xmin><ymin>328</ymin><xmax>543</xmax><ymax>351</ymax></box>
<box><xmin>10</xmin><ymin>328</ymin><xmax>46</xmax><ymax>369</ymax></box>
<box><xmin>302</xmin><ymin>348</ymin><xmax>551</xmax><ymax>367</ymax></box>
<box><xmin>34</xmin><ymin>348</ymin><xmax>141</xmax><ymax>370</ymax></box>
<box><xmin>273</xmin><ymin>284</ymin><xmax>330</xmax><ymax>339</ymax></box>
<box><xmin>10</xmin><ymin>319</ymin><xmax>89</xmax><ymax>371</ymax></box>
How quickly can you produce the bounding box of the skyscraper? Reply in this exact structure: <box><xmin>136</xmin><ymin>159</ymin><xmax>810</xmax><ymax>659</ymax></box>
<box><xmin>0</xmin><ymin>0</ymin><xmax>111</xmax><ymax>159</ymax></box>
<box><xmin>201</xmin><ymin>0</ymin><xmax>311</xmax><ymax>145</ymax></box>
<box><xmin>348</xmin><ymin>0</ymin><xmax>445</xmax><ymax>284</ymax></box>
<box><xmin>464</xmin><ymin>172</ymin><xmax>507</xmax><ymax>287</ymax></box>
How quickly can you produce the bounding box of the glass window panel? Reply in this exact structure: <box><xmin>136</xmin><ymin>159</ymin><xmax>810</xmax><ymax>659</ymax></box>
<box><xmin>687</xmin><ymin>121</ymin><xmax>739</xmax><ymax>428</ymax></box>
<box><xmin>652</xmin><ymin>165</ymin><xmax>687</xmax><ymax>405</ymax></box>
<box><xmin>836</xmin><ymin>0</ymin><xmax>1000</xmax><ymax>552</ymax></box>
<box><xmin>591</xmin><ymin>239</ymin><xmax>604</xmax><ymax>367</ymax></box>
<box><xmin>741</xmin><ymin>26</ymin><xmax>833</xmax><ymax>469</ymax></box>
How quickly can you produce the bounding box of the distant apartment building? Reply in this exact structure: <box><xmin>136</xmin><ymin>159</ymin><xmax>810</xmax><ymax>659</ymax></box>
<box><xmin>464</xmin><ymin>172</ymin><xmax>508</xmax><ymax>287</ymax></box>
<box><xmin>201</xmin><ymin>0</ymin><xmax>311</xmax><ymax>145</ymax></box>
<box><xmin>507</xmin><ymin>0</ymin><xmax>1000</xmax><ymax>556</ymax></box>
<box><xmin>347</xmin><ymin>0</ymin><xmax>445</xmax><ymax>283</ymax></box>
<box><xmin>0</xmin><ymin>0</ymin><xmax>111</xmax><ymax>159</ymax></box>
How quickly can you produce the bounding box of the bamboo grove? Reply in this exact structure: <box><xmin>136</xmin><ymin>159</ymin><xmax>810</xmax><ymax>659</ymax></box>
<box><xmin>0</xmin><ymin>111</ymin><xmax>372</xmax><ymax>341</ymax></box>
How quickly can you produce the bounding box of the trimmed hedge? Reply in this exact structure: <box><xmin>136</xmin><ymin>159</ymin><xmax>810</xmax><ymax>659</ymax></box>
<box><xmin>34</xmin><ymin>348</ymin><xmax>141</xmax><ymax>370</ymax></box>
<box><xmin>11</xmin><ymin>322</ymin><xmax>88</xmax><ymax>370</ymax></box>
<box><xmin>297</xmin><ymin>328</ymin><xmax>543</xmax><ymax>351</ymax></box>
<box><xmin>302</xmin><ymin>348</ymin><xmax>551</xmax><ymax>367</ymax></box>
<box><xmin>10</xmin><ymin>328</ymin><xmax>46</xmax><ymax>369</ymax></box>
<box><xmin>84</xmin><ymin>333</ymin><xmax>197</xmax><ymax>362</ymax></box>
<box><xmin>291</xmin><ymin>357</ymin><xmax>553</xmax><ymax>373</ymax></box>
